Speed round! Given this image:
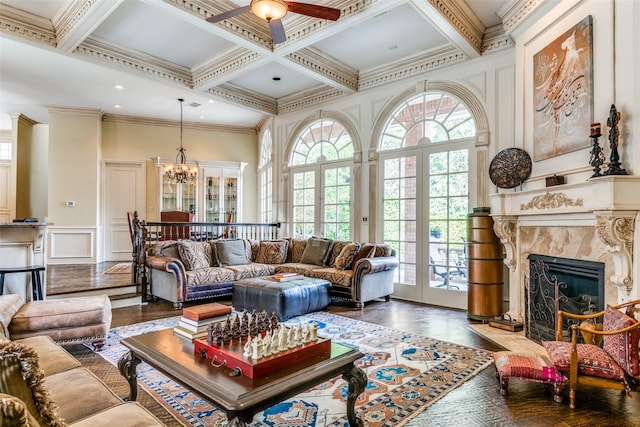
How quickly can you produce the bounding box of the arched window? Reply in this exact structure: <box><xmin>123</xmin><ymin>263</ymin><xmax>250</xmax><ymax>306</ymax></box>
<box><xmin>259</xmin><ymin>129</ymin><xmax>273</xmax><ymax>223</ymax></box>
<box><xmin>289</xmin><ymin>118</ymin><xmax>354</xmax><ymax>239</ymax></box>
<box><xmin>379</xmin><ymin>91</ymin><xmax>476</xmax><ymax>308</ymax></box>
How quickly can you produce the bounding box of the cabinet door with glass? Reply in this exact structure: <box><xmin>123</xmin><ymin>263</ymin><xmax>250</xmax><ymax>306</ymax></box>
<box><xmin>201</xmin><ymin>164</ymin><xmax>243</xmax><ymax>223</ymax></box>
<box><xmin>160</xmin><ymin>172</ymin><xmax>198</xmax><ymax>216</ymax></box>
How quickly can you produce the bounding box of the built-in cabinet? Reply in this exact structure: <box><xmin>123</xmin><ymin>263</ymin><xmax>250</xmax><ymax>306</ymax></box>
<box><xmin>157</xmin><ymin>160</ymin><xmax>246</xmax><ymax>222</ymax></box>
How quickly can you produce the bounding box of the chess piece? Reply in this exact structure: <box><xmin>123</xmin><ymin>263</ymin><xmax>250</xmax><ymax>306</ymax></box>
<box><xmin>252</xmin><ymin>334</ymin><xmax>262</xmax><ymax>359</ymax></box>
<box><xmin>262</xmin><ymin>333</ymin><xmax>272</xmax><ymax>356</ymax></box>
<box><xmin>302</xmin><ymin>323</ymin><xmax>311</xmax><ymax>343</ymax></box>
<box><xmin>293</xmin><ymin>324</ymin><xmax>302</xmax><ymax>346</ymax></box>
<box><xmin>311</xmin><ymin>322</ymin><xmax>318</xmax><ymax>341</ymax></box>
<box><xmin>232</xmin><ymin>313</ymin><xmax>241</xmax><ymax>339</ymax></box>
<box><xmin>278</xmin><ymin>326</ymin><xmax>288</xmax><ymax>352</ymax></box>
<box><xmin>287</xmin><ymin>327</ymin><xmax>296</xmax><ymax>349</ymax></box>
<box><xmin>243</xmin><ymin>336</ymin><xmax>252</xmax><ymax>358</ymax></box>
<box><xmin>270</xmin><ymin>313</ymin><xmax>279</xmax><ymax>331</ymax></box>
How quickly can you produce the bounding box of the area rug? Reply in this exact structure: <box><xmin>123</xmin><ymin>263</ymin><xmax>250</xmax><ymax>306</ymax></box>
<box><xmin>94</xmin><ymin>312</ymin><xmax>493</xmax><ymax>426</ymax></box>
<box><xmin>104</xmin><ymin>262</ymin><xmax>131</xmax><ymax>274</ymax></box>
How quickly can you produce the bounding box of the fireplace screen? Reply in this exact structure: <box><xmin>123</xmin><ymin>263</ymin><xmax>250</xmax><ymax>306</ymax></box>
<box><xmin>526</xmin><ymin>255</ymin><xmax>604</xmax><ymax>344</ymax></box>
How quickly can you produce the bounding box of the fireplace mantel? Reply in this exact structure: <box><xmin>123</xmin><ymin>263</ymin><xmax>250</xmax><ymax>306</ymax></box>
<box><xmin>489</xmin><ymin>175</ymin><xmax>640</xmax><ymax>321</ymax></box>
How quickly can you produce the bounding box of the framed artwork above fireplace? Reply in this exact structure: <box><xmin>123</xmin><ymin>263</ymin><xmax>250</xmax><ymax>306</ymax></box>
<box><xmin>532</xmin><ymin>15</ymin><xmax>594</xmax><ymax>161</ymax></box>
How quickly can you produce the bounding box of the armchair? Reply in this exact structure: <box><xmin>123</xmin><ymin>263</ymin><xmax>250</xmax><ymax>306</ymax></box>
<box><xmin>542</xmin><ymin>299</ymin><xmax>640</xmax><ymax>409</ymax></box>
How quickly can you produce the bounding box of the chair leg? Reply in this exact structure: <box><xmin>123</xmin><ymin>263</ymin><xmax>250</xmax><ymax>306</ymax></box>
<box><xmin>553</xmin><ymin>383</ymin><xmax>563</xmax><ymax>403</ymax></box>
<box><xmin>569</xmin><ymin>388</ymin><xmax>576</xmax><ymax>409</ymax></box>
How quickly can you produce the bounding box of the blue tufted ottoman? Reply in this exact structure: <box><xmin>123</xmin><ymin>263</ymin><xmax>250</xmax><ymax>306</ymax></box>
<box><xmin>232</xmin><ymin>276</ymin><xmax>331</xmax><ymax>321</ymax></box>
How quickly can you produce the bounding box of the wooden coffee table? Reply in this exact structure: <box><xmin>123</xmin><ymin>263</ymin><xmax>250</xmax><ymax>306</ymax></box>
<box><xmin>118</xmin><ymin>329</ymin><xmax>367</xmax><ymax>426</ymax></box>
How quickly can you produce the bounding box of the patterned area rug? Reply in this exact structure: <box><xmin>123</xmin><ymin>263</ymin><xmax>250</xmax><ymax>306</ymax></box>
<box><xmin>94</xmin><ymin>312</ymin><xmax>493</xmax><ymax>426</ymax></box>
<box><xmin>104</xmin><ymin>263</ymin><xmax>132</xmax><ymax>274</ymax></box>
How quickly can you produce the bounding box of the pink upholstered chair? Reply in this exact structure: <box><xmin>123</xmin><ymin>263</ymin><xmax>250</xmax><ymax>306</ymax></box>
<box><xmin>542</xmin><ymin>299</ymin><xmax>640</xmax><ymax>409</ymax></box>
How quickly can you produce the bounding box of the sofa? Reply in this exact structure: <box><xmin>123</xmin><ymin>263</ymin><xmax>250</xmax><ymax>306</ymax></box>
<box><xmin>0</xmin><ymin>295</ymin><xmax>164</xmax><ymax>426</ymax></box>
<box><xmin>144</xmin><ymin>237</ymin><xmax>399</xmax><ymax>309</ymax></box>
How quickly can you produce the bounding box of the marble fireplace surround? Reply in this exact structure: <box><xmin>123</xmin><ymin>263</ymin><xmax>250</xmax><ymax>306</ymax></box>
<box><xmin>489</xmin><ymin>175</ymin><xmax>640</xmax><ymax>322</ymax></box>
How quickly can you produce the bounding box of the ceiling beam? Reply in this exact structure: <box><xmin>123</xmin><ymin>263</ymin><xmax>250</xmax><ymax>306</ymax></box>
<box><xmin>56</xmin><ymin>0</ymin><xmax>123</xmax><ymax>52</ymax></box>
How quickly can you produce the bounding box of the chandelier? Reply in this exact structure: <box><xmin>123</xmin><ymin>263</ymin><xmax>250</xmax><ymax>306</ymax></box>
<box><xmin>164</xmin><ymin>98</ymin><xmax>197</xmax><ymax>183</ymax></box>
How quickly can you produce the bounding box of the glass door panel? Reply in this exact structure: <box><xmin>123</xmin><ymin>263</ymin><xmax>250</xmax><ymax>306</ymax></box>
<box><xmin>292</xmin><ymin>170</ymin><xmax>316</xmax><ymax>237</ymax></box>
<box><xmin>323</xmin><ymin>166</ymin><xmax>351</xmax><ymax>240</ymax></box>
<box><xmin>161</xmin><ymin>175</ymin><xmax>178</xmax><ymax>211</ymax></box>
<box><xmin>181</xmin><ymin>180</ymin><xmax>197</xmax><ymax>215</ymax></box>
<box><xmin>224</xmin><ymin>177</ymin><xmax>237</xmax><ymax>221</ymax></box>
<box><xmin>205</xmin><ymin>176</ymin><xmax>220</xmax><ymax>222</ymax></box>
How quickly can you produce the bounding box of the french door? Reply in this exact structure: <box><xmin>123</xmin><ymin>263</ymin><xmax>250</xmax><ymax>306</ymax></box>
<box><xmin>291</xmin><ymin>161</ymin><xmax>352</xmax><ymax>239</ymax></box>
<box><xmin>380</xmin><ymin>144</ymin><xmax>470</xmax><ymax>309</ymax></box>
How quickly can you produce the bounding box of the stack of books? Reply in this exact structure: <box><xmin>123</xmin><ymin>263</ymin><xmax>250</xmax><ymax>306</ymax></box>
<box><xmin>265</xmin><ymin>273</ymin><xmax>303</xmax><ymax>282</ymax></box>
<box><xmin>173</xmin><ymin>302</ymin><xmax>232</xmax><ymax>340</ymax></box>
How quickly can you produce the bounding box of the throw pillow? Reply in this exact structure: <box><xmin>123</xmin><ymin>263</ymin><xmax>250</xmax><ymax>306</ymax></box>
<box><xmin>352</xmin><ymin>243</ymin><xmax>375</xmax><ymax>265</ymax></box>
<box><xmin>213</xmin><ymin>240</ymin><xmax>250</xmax><ymax>266</ymax></box>
<box><xmin>0</xmin><ymin>341</ymin><xmax>65</xmax><ymax>426</ymax></box>
<box><xmin>373</xmin><ymin>243</ymin><xmax>393</xmax><ymax>257</ymax></box>
<box><xmin>0</xmin><ymin>393</ymin><xmax>42</xmax><ymax>427</ymax></box>
<box><xmin>334</xmin><ymin>242</ymin><xmax>361</xmax><ymax>270</ymax></box>
<box><xmin>300</xmin><ymin>237</ymin><xmax>333</xmax><ymax>266</ymax></box>
<box><xmin>287</xmin><ymin>238</ymin><xmax>308</xmax><ymax>263</ymax></box>
<box><xmin>256</xmin><ymin>240</ymin><xmax>289</xmax><ymax>264</ymax></box>
<box><xmin>603</xmin><ymin>305</ymin><xmax>640</xmax><ymax>376</ymax></box>
<box><xmin>177</xmin><ymin>240</ymin><xmax>212</xmax><ymax>271</ymax></box>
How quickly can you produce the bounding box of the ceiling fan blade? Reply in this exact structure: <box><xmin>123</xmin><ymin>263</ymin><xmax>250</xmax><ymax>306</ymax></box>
<box><xmin>206</xmin><ymin>6</ymin><xmax>250</xmax><ymax>23</ymax></box>
<box><xmin>269</xmin><ymin>19</ymin><xmax>287</xmax><ymax>44</ymax></box>
<box><xmin>286</xmin><ymin>2</ymin><xmax>341</xmax><ymax>21</ymax></box>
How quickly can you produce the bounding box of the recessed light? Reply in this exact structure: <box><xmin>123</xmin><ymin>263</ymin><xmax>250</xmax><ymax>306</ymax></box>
<box><xmin>272</xmin><ymin>76</ymin><xmax>281</xmax><ymax>81</ymax></box>
<box><xmin>113</xmin><ymin>104</ymin><xmax>122</xmax><ymax>109</ymax></box>
<box><xmin>114</xmin><ymin>85</ymin><xmax>124</xmax><ymax>90</ymax></box>
<box><xmin>208</xmin><ymin>99</ymin><xmax>215</xmax><ymax>104</ymax></box>
<box><xmin>199</xmin><ymin>115</ymin><xmax>205</xmax><ymax>119</ymax></box>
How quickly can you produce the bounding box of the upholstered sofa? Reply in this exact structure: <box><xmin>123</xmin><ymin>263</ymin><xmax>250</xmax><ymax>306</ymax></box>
<box><xmin>145</xmin><ymin>237</ymin><xmax>399</xmax><ymax>309</ymax></box>
<box><xmin>0</xmin><ymin>295</ymin><xmax>164</xmax><ymax>426</ymax></box>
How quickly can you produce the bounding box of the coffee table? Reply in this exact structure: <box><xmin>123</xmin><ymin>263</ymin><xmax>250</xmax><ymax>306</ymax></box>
<box><xmin>118</xmin><ymin>328</ymin><xmax>367</xmax><ymax>426</ymax></box>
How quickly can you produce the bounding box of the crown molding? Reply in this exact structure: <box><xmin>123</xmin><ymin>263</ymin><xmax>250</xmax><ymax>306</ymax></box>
<box><xmin>0</xmin><ymin>3</ymin><xmax>56</xmax><ymax>46</ymax></box>
<box><xmin>16</xmin><ymin>115</ymin><xmax>39</xmax><ymax>127</ymax></box>
<box><xmin>192</xmin><ymin>48</ymin><xmax>262</xmax><ymax>89</ymax></box>
<box><xmin>482</xmin><ymin>25</ymin><xmax>515</xmax><ymax>54</ymax></box>
<box><xmin>359</xmin><ymin>46</ymin><xmax>465</xmax><ymax>90</ymax></box>
<box><xmin>46</xmin><ymin>106</ymin><xmax>104</xmax><ymax>118</ymax></box>
<box><xmin>75</xmin><ymin>36</ymin><xmax>193</xmax><ymax>87</ymax></box>
<box><xmin>498</xmin><ymin>0</ymin><xmax>546</xmax><ymax>35</ymax></box>
<box><xmin>287</xmin><ymin>47</ymin><xmax>358</xmax><ymax>92</ymax></box>
<box><xmin>277</xmin><ymin>85</ymin><xmax>347</xmax><ymax>115</ymax></box>
<box><xmin>102</xmin><ymin>113</ymin><xmax>256</xmax><ymax>134</ymax></box>
<box><xmin>209</xmin><ymin>84</ymin><xmax>278</xmax><ymax>115</ymax></box>
<box><xmin>426</xmin><ymin>0</ymin><xmax>484</xmax><ymax>54</ymax></box>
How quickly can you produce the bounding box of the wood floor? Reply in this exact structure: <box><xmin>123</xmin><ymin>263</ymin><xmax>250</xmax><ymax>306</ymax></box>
<box><xmin>49</xmin><ymin>263</ymin><xmax>639</xmax><ymax>427</ymax></box>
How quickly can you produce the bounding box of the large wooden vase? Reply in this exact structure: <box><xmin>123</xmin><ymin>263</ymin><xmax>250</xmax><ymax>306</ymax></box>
<box><xmin>466</xmin><ymin>208</ymin><xmax>504</xmax><ymax>320</ymax></box>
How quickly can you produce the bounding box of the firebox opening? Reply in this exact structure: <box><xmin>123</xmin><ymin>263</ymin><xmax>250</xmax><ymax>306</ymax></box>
<box><xmin>526</xmin><ymin>254</ymin><xmax>605</xmax><ymax>344</ymax></box>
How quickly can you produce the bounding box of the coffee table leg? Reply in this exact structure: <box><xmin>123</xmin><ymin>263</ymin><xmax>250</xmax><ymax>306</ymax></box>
<box><xmin>118</xmin><ymin>350</ymin><xmax>142</xmax><ymax>401</ymax></box>
<box><xmin>343</xmin><ymin>364</ymin><xmax>367</xmax><ymax>427</ymax></box>
<box><xmin>227</xmin><ymin>412</ymin><xmax>249</xmax><ymax>427</ymax></box>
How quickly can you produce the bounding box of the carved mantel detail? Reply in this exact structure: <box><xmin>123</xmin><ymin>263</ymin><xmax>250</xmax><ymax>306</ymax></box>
<box><xmin>492</xmin><ymin>216</ymin><xmax>517</xmax><ymax>270</ymax></box>
<box><xmin>520</xmin><ymin>192</ymin><xmax>584</xmax><ymax>211</ymax></box>
<box><xmin>595</xmin><ymin>212</ymin><xmax>635</xmax><ymax>297</ymax></box>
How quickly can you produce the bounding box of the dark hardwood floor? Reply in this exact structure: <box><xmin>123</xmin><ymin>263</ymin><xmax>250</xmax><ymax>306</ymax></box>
<box><xmin>49</xmin><ymin>263</ymin><xmax>639</xmax><ymax>427</ymax></box>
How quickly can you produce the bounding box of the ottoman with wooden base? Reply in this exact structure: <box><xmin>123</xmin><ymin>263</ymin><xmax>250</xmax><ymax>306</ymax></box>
<box><xmin>493</xmin><ymin>351</ymin><xmax>565</xmax><ymax>399</ymax></box>
<box><xmin>232</xmin><ymin>276</ymin><xmax>331</xmax><ymax>321</ymax></box>
<box><xmin>6</xmin><ymin>294</ymin><xmax>112</xmax><ymax>351</ymax></box>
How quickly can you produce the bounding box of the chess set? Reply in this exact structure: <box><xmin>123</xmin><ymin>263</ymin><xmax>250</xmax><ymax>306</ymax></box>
<box><xmin>194</xmin><ymin>310</ymin><xmax>331</xmax><ymax>378</ymax></box>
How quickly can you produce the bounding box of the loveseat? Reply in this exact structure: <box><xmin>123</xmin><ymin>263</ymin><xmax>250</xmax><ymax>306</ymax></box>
<box><xmin>144</xmin><ymin>237</ymin><xmax>398</xmax><ymax>309</ymax></box>
<box><xmin>0</xmin><ymin>295</ymin><xmax>163</xmax><ymax>426</ymax></box>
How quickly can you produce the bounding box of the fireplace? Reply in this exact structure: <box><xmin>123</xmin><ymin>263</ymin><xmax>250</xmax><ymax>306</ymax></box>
<box><xmin>525</xmin><ymin>254</ymin><xmax>605</xmax><ymax>344</ymax></box>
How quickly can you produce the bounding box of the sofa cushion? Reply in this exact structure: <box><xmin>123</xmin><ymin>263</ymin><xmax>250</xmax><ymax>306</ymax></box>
<box><xmin>373</xmin><ymin>243</ymin><xmax>393</xmax><ymax>257</ymax></box>
<box><xmin>71</xmin><ymin>402</ymin><xmax>164</xmax><ymax>426</ymax></box>
<box><xmin>148</xmin><ymin>240</ymin><xmax>180</xmax><ymax>258</ymax></box>
<box><xmin>0</xmin><ymin>341</ymin><xmax>65</xmax><ymax>426</ymax></box>
<box><xmin>15</xmin><ymin>336</ymin><xmax>80</xmax><ymax>376</ymax></box>
<box><xmin>44</xmin><ymin>367</ymin><xmax>123</xmax><ymax>424</ymax></box>
<box><xmin>246</xmin><ymin>239</ymin><xmax>260</xmax><ymax>262</ymax></box>
<box><xmin>256</xmin><ymin>240</ymin><xmax>289</xmax><ymax>264</ymax></box>
<box><xmin>178</xmin><ymin>240</ymin><xmax>213</xmax><ymax>270</ymax></box>
<box><xmin>326</xmin><ymin>240</ymin><xmax>351</xmax><ymax>267</ymax></box>
<box><xmin>287</xmin><ymin>238</ymin><xmax>307</xmax><ymax>263</ymax></box>
<box><xmin>310</xmin><ymin>267</ymin><xmax>354</xmax><ymax>287</ymax></box>
<box><xmin>603</xmin><ymin>305</ymin><xmax>640</xmax><ymax>376</ymax></box>
<box><xmin>275</xmin><ymin>263</ymin><xmax>319</xmax><ymax>277</ymax></box>
<box><xmin>352</xmin><ymin>243</ymin><xmax>375</xmax><ymax>265</ymax></box>
<box><xmin>0</xmin><ymin>393</ymin><xmax>42</xmax><ymax>427</ymax></box>
<box><xmin>0</xmin><ymin>294</ymin><xmax>23</xmax><ymax>339</ymax></box>
<box><xmin>542</xmin><ymin>340</ymin><xmax>626</xmax><ymax>380</ymax></box>
<box><xmin>213</xmin><ymin>240</ymin><xmax>250</xmax><ymax>266</ymax></box>
<box><xmin>185</xmin><ymin>267</ymin><xmax>235</xmax><ymax>287</ymax></box>
<box><xmin>334</xmin><ymin>242</ymin><xmax>361</xmax><ymax>270</ymax></box>
<box><xmin>226</xmin><ymin>263</ymin><xmax>276</xmax><ymax>281</ymax></box>
<box><xmin>300</xmin><ymin>237</ymin><xmax>333</xmax><ymax>265</ymax></box>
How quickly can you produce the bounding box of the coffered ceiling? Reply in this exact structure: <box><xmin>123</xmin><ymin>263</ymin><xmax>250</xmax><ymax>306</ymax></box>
<box><xmin>0</xmin><ymin>0</ymin><xmax>525</xmax><ymax>130</ymax></box>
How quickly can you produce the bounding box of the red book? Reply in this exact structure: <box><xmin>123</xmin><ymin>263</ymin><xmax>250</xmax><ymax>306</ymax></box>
<box><xmin>182</xmin><ymin>302</ymin><xmax>231</xmax><ymax>321</ymax></box>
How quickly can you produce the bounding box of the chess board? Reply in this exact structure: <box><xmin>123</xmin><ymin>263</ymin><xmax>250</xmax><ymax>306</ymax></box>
<box><xmin>194</xmin><ymin>336</ymin><xmax>331</xmax><ymax>379</ymax></box>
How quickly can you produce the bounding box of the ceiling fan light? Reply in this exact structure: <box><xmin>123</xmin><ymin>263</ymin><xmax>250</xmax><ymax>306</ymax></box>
<box><xmin>250</xmin><ymin>0</ymin><xmax>288</xmax><ymax>21</ymax></box>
